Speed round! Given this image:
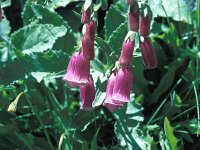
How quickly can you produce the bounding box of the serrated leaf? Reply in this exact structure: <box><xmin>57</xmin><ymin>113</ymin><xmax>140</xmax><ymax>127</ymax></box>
<box><xmin>108</xmin><ymin>21</ymin><xmax>127</xmax><ymax>54</ymax></box>
<box><xmin>11</xmin><ymin>24</ymin><xmax>67</xmax><ymax>54</ymax></box>
<box><xmin>164</xmin><ymin>117</ymin><xmax>179</xmax><ymax>150</ymax></box>
<box><xmin>0</xmin><ymin>50</ymin><xmax>69</xmax><ymax>85</ymax></box>
<box><xmin>104</xmin><ymin>5</ymin><xmax>126</xmax><ymax>40</ymax></box>
<box><xmin>114</xmin><ymin>102</ymin><xmax>147</xmax><ymax>150</ymax></box>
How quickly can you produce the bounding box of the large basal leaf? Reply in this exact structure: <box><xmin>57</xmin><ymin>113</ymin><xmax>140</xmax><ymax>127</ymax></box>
<box><xmin>11</xmin><ymin>24</ymin><xmax>67</xmax><ymax>54</ymax></box>
<box><xmin>114</xmin><ymin>102</ymin><xmax>149</xmax><ymax>150</ymax></box>
<box><xmin>104</xmin><ymin>5</ymin><xmax>126</xmax><ymax>40</ymax></box>
<box><xmin>0</xmin><ymin>50</ymin><xmax>69</xmax><ymax>85</ymax></box>
<box><xmin>148</xmin><ymin>0</ymin><xmax>191</xmax><ymax>22</ymax></box>
<box><xmin>108</xmin><ymin>21</ymin><xmax>127</xmax><ymax>54</ymax></box>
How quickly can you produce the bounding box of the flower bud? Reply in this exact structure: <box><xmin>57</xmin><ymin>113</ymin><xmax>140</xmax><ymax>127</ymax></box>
<box><xmin>139</xmin><ymin>15</ymin><xmax>152</xmax><ymax>36</ymax></box>
<box><xmin>125</xmin><ymin>0</ymin><xmax>136</xmax><ymax>5</ymax></box>
<box><xmin>140</xmin><ymin>37</ymin><xmax>157</xmax><ymax>69</ymax></box>
<box><xmin>128</xmin><ymin>9</ymin><xmax>139</xmax><ymax>31</ymax></box>
<box><xmin>81</xmin><ymin>9</ymin><xmax>91</xmax><ymax>24</ymax></box>
<box><xmin>0</xmin><ymin>8</ymin><xmax>3</xmax><ymax>22</ymax></box>
<box><xmin>119</xmin><ymin>37</ymin><xmax>135</xmax><ymax>66</ymax></box>
<box><xmin>82</xmin><ymin>34</ymin><xmax>94</xmax><ymax>60</ymax></box>
<box><xmin>80</xmin><ymin>76</ymin><xmax>95</xmax><ymax>110</ymax></box>
<box><xmin>63</xmin><ymin>51</ymin><xmax>90</xmax><ymax>87</ymax></box>
<box><xmin>85</xmin><ymin>20</ymin><xmax>96</xmax><ymax>41</ymax></box>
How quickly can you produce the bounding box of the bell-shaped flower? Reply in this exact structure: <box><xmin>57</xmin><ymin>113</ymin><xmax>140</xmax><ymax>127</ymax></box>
<box><xmin>140</xmin><ymin>37</ymin><xmax>157</xmax><ymax>69</ymax></box>
<box><xmin>139</xmin><ymin>14</ymin><xmax>152</xmax><ymax>36</ymax></box>
<box><xmin>80</xmin><ymin>76</ymin><xmax>96</xmax><ymax>110</ymax></box>
<box><xmin>112</xmin><ymin>67</ymin><xmax>133</xmax><ymax>104</ymax></box>
<box><xmin>103</xmin><ymin>72</ymin><xmax>124</xmax><ymax>112</ymax></box>
<box><xmin>82</xmin><ymin>34</ymin><xmax>94</xmax><ymax>61</ymax></box>
<box><xmin>119</xmin><ymin>35</ymin><xmax>135</xmax><ymax>66</ymax></box>
<box><xmin>63</xmin><ymin>51</ymin><xmax>90</xmax><ymax>87</ymax></box>
<box><xmin>128</xmin><ymin>9</ymin><xmax>139</xmax><ymax>31</ymax></box>
<box><xmin>103</xmin><ymin>66</ymin><xmax>133</xmax><ymax>112</ymax></box>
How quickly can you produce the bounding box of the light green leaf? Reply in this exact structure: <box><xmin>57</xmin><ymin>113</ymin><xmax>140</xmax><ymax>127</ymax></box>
<box><xmin>164</xmin><ymin>117</ymin><xmax>179</xmax><ymax>150</ymax></box>
<box><xmin>11</xmin><ymin>24</ymin><xmax>67</xmax><ymax>54</ymax></box>
<box><xmin>148</xmin><ymin>0</ymin><xmax>191</xmax><ymax>22</ymax></box>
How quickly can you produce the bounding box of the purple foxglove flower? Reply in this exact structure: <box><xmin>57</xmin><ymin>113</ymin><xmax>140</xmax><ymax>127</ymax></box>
<box><xmin>63</xmin><ymin>51</ymin><xmax>90</xmax><ymax>87</ymax></box>
<box><xmin>140</xmin><ymin>37</ymin><xmax>157</xmax><ymax>69</ymax></box>
<box><xmin>139</xmin><ymin>15</ymin><xmax>152</xmax><ymax>36</ymax></box>
<box><xmin>81</xmin><ymin>8</ymin><xmax>91</xmax><ymax>24</ymax></box>
<box><xmin>103</xmin><ymin>73</ymin><xmax>124</xmax><ymax>112</ymax></box>
<box><xmin>112</xmin><ymin>67</ymin><xmax>132</xmax><ymax>104</ymax></box>
<box><xmin>80</xmin><ymin>76</ymin><xmax>96</xmax><ymax>110</ymax></box>
<box><xmin>0</xmin><ymin>8</ymin><xmax>3</xmax><ymax>22</ymax></box>
<box><xmin>85</xmin><ymin>20</ymin><xmax>96</xmax><ymax>41</ymax></box>
<box><xmin>128</xmin><ymin>10</ymin><xmax>139</xmax><ymax>31</ymax></box>
<box><xmin>125</xmin><ymin>0</ymin><xmax>136</xmax><ymax>5</ymax></box>
<box><xmin>119</xmin><ymin>38</ymin><xmax>135</xmax><ymax>66</ymax></box>
<box><xmin>103</xmin><ymin>67</ymin><xmax>133</xmax><ymax>112</ymax></box>
<box><xmin>82</xmin><ymin>34</ymin><xmax>94</xmax><ymax>61</ymax></box>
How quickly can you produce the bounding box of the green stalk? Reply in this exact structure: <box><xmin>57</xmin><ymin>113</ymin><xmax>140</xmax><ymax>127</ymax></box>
<box><xmin>24</xmin><ymin>93</ymin><xmax>54</xmax><ymax>150</ymax></box>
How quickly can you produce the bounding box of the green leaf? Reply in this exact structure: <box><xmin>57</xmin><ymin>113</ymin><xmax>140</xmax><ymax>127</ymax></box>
<box><xmin>92</xmin><ymin>91</ymin><xmax>106</xmax><ymax>107</ymax></box>
<box><xmin>104</xmin><ymin>5</ymin><xmax>126</xmax><ymax>40</ymax></box>
<box><xmin>0</xmin><ymin>0</ymin><xmax>11</xmax><ymax>8</ymax></box>
<box><xmin>0</xmin><ymin>50</ymin><xmax>69</xmax><ymax>85</ymax></box>
<box><xmin>11</xmin><ymin>24</ymin><xmax>67</xmax><ymax>54</ymax></box>
<box><xmin>114</xmin><ymin>102</ymin><xmax>148</xmax><ymax>150</ymax></box>
<box><xmin>148</xmin><ymin>0</ymin><xmax>191</xmax><ymax>22</ymax></box>
<box><xmin>91</xmin><ymin>59</ymin><xmax>105</xmax><ymax>73</ymax></box>
<box><xmin>164</xmin><ymin>117</ymin><xmax>179</xmax><ymax>150</ymax></box>
<box><xmin>108</xmin><ymin>21</ymin><xmax>127</xmax><ymax>54</ymax></box>
<box><xmin>185</xmin><ymin>119</ymin><xmax>200</xmax><ymax>135</ymax></box>
<box><xmin>22</xmin><ymin>4</ymin><xmax>76</xmax><ymax>53</ymax></box>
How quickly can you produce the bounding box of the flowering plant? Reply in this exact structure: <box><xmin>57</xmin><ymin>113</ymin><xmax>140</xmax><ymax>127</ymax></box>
<box><xmin>0</xmin><ymin>0</ymin><xmax>199</xmax><ymax>149</ymax></box>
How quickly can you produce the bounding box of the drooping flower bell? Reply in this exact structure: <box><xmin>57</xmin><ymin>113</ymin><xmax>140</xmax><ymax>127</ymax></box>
<box><xmin>119</xmin><ymin>32</ymin><xmax>135</xmax><ymax>66</ymax></box>
<box><xmin>103</xmin><ymin>72</ymin><xmax>124</xmax><ymax>112</ymax></box>
<box><xmin>81</xmin><ymin>0</ymin><xmax>92</xmax><ymax>23</ymax></box>
<box><xmin>80</xmin><ymin>75</ymin><xmax>96</xmax><ymax>110</ymax></box>
<box><xmin>125</xmin><ymin>0</ymin><xmax>136</xmax><ymax>5</ymax></box>
<box><xmin>128</xmin><ymin>4</ymin><xmax>139</xmax><ymax>31</ymax></box>
<box><xmin>139</xmin><ymin>7</ymin><xmax>152</xmax><ymax>36</ymax></box>
<box><xmin>63</xmin><ymin>51</ymin><xmax>90</xmax><ymax>87</ymax></box>
<box><xmin>103</xmin><ymin>64</ymin><xmax>133</xmax><ymax>112</ymax></box>
<box><xmin>140</xmin><ymin>37</ymin><xmax>157</xmax><ymax>69</ymax></box>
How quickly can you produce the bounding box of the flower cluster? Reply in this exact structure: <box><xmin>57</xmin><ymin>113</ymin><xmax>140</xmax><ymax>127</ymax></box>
<box><xmin>63</xmin><ymin>0</ymin><xmax>157</xmax><ymax>112</ymax></box>
<box><xmin>127</xmin><ymin>0</ymin><xmax>157</xmax><ymax>69</ymax></box>
<box><xmin>103</xmin><ymin>0</ymin><xmax>157</xmax><ymax>111</ymax></box>
<box><xmin>63</xmin><ymin>0</ymin><xmax>96</xmax><ymax>110</ymax></box>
